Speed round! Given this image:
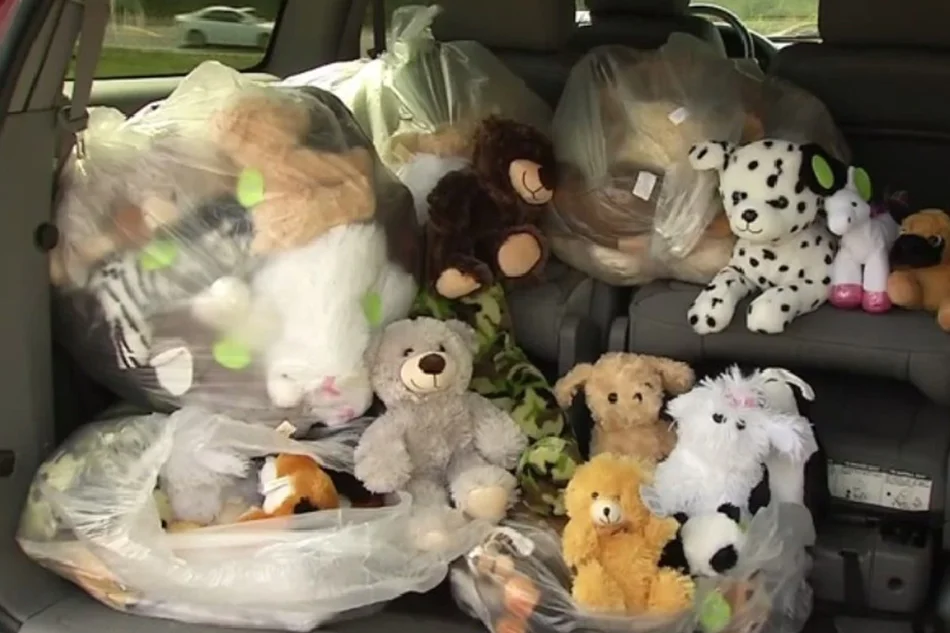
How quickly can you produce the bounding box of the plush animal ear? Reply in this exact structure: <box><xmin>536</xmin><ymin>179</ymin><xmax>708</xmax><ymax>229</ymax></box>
<box><xmin>444</xmin><ymin>319</ymin><xmax>479</xmax><ymax>354</ymax></box>
<box><xmin>799</xmin><ymin>143</ymin><xmax>848</xmax><ymax>196</ymax></box>
<box><xmin>761</xmin><ymin>367</ymin><xmax>814</xmax><ymax>402</ymax></box>
<box><xmin>764</xmin><ymin>412</ymin><xmax>815</xmax><ymax>463</ymax></box>
<box><xmin>849</xmin><ymin>166</ymin><xmax>873</xmax><ymax>203</ymax></box>
<box><xmin>688</xmin><ymin>141</ymin><xmax>734</xmax><ymax>171</ymax></box>
<box><xmin>554</xmin><ymin>363</ymin><xmax>594</xmax><ymax>408</ymax></box>
<box><xmin>643</xmin><ymin>356</ymin><xmax>696</xmax><ymax>395</ymax></box>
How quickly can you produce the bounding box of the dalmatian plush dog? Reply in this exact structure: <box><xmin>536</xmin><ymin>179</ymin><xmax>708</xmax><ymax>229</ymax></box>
<box><xmin>686</xmin><ymin>139</ymin><xmax>839</xmax><ymax>335</ymax></box>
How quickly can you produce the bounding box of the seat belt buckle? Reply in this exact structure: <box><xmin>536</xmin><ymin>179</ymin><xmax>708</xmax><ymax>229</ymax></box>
<box><xmin>56</xmin><ymin>103</ymin><xmax>89</xmax><ymax>157</ymax></box>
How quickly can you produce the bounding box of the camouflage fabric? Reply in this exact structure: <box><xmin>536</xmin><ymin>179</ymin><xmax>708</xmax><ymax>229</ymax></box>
<box><xmin>413</xmin><ymin>284</ymin><xmax>581</xmax><ymax>516</ymax></box>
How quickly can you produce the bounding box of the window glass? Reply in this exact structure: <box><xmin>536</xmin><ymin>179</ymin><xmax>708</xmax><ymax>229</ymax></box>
<box><xmin>68</xmin><ymin>0</ymin><xmax>283</xmax><ymax>80</ymax></box>
<box><xmin>0</xmin><ymin>0</ymin><xmax>24</xmax><ymax>43</ymax></box>
<box><xmin>709</xmin><ymin>0</ymin><xmax>819</xmax><ymax>40</ymax></box>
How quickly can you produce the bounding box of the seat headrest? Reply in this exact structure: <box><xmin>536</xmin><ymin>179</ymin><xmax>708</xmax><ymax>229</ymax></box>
<box><xmin>431</xmin><ymin>0</ymin><xmax>575</xmax><ymax>51</ymax></box>
<box><xmin>587</xmin><ymin>0</ymin><xmax>689</xmax><ymax>15</ymax></box>
<box><xmin>820</xmin><ymin>0</ymin><xmax>950</xmax><ymax>48</ymax></box>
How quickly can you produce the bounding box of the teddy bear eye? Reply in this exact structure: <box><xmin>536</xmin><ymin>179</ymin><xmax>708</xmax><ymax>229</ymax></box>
<box><xmin>438</xmin><ymin>344</ymin><xmax>447</xmax><ymax>352</ymax></box>
<box><xmin>736</xmin><ymin>419</ymin><xmax>747</xmax><ymax>430</ymax></box>
<box><xmin>607</xmin><ymin>393</ymin><xmax>618</xmax><ymax>404</ymax></box>
<box><xmin>591</xmin><ymin>492</ymin><xmax>599</xmax><ymax>500</ymax></box>
<box><xmin>713</xmin><ymin>413</ymin><xmax>726</xmax><ymax>424</ymax></box>
<box><xmin>402</xmin><ymin>348</ymin><xmax>414</xmax><ymax>357</ymax></box>
<box><xmin>644</xmin><ymin>382</ymin><xmax>653</xmax><ymax>389</ymax></box>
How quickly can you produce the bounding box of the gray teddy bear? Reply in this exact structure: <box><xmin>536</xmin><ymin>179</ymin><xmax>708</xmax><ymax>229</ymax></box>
<box><xmin>354</xmin><ymin>317</ymin><xmax>527</xmax><ymax>551</ymax></box>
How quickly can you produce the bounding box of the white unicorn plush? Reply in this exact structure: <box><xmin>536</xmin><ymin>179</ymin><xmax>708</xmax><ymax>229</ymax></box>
<box><xmin>825</xmin><ymin>164</ymin><xmax>900</xmax><ymax>313</ymax></box>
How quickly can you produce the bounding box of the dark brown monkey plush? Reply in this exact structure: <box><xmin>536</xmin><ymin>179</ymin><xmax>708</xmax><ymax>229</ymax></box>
<box><xmin>426</xmin><ymin>116</ymin><xmax>556</xmax><ymax>299</ymax></box>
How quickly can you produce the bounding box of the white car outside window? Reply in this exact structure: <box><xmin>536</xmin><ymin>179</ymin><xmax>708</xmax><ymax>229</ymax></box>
<box><xmin>175</xmin><ymin>6</ymin><xmax>274</xmax><ymax>49</ymax></box>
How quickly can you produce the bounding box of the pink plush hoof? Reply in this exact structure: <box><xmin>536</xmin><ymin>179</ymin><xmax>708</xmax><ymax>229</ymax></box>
<box><xmin>829</xmin><ymin>284</ymin><xmax>863</xmax><ymax>309</ymax></box>
<box><xmin>862</xmin><ymin>291</ymin><xmax>892</xmax><ymax>313</ymax></box>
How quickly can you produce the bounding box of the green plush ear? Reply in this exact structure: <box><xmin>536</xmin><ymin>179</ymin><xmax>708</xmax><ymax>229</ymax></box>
<box><xmin>139</xmin><ymin>240</ymin><xmax>178</xmax><ymax>271</ymax></box>
<box><xmin>236</xmin><ymin>168</ymin><xmax>266</xmax><ymax>208</ymax></box>
<box><xmin>853</xmin><ymin>167</ymin><xmax>872</xmax><ymax>202</ymax></box>
<box><xmin>361</xmin><ymin>291</ymin><xmax>383</xmax><ymax>328</ymax></box>
<box><xmin>811</xmin><ymin>154</ymin><xmax>835</xmax><ymax>191</ymax></box>
<box><xmin>699</xmin><ymin>591</ymin><xmax>733</xmax><ymax>633</ymax></box>
<box><xmin>212</xmin><ymin>337</ymin><xmax>252</xmax><ymax>370</ymax></box>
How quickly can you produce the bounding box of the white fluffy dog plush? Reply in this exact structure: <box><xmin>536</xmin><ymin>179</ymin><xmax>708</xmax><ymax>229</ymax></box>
<box><xmin>759</xmin><ymin>367</ymin><xmax>819</xmax><ymax>505</ymax></box>
<box><xmin>643</xmin><ymin>365</ymin><xmax>815</xmax><ymax>577</ymax></box>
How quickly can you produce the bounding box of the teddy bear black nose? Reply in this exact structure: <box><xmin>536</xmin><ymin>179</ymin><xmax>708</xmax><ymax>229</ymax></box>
<box><xmin>602</xmin><ymin>506</ymin><xmax>612</xmax><ymax>518</ymax></box>
<box><xmin>741</xmin><ymin>209</ymin><xmax>758</xmax><ymax>223</ymax></box>
<box><xmin>418</xmin><ymin>353</ymin><xmax>446</xmax><ymax>375</ymax></box>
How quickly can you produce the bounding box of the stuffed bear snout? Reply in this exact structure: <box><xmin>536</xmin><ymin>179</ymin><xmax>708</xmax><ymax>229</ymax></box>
<box><xmin>400</xmin><ymin>351</ymin><xmax>457</xmax><ymax>395</ymax></box>
<box><xmin>589</xmin><ymin>497</ymin><xmax>624</xmax><ymax>527</ymax></box>
<box><xmin>509</xmin><ymin>159</ymin><xmax>554</xmax><ymax>205</ymax></box>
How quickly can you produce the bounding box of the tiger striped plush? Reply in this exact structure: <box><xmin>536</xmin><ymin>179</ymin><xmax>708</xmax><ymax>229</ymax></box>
<box><xmin>87</xmin><ymin>200</ymin><xmax>254</xmax><ymax>371</ymax></box>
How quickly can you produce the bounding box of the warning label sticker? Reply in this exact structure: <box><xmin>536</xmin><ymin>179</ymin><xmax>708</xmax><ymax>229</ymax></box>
<box><xmin>827</xmin><ymin>460</ymin><xmax>933</xmax><ymax>511</ymax></box>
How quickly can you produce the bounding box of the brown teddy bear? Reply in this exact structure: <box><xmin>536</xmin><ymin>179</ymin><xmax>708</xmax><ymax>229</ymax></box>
<box><xmin>554</xmin><ymin>353</ymin><xmax>695</xmax><ymax>464</ymax></box>
<box><xmin>210</xmin><ymin>86</ymin><xmax>377</xmax><ymax>255</ymax></box>
<box><xmin>563</xmin><ymin>453</ymin><xmax>694</xmax><ymax>616</ymax></box>
<box><xmin>426</xmin><ymin>116</ymin><xmax>556</xmax><ymax>299</ymax></box>
<box><xmin>886</xmin><ymin>208</ymin><xmax>950</xmax><ymax>331</ymax></box>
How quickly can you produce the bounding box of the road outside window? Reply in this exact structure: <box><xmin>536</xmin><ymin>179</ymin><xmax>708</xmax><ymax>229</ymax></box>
<box><xmin>67</xmin><ymin>0</ymin><xmax>284</xmax><ymax>79</ymax></box>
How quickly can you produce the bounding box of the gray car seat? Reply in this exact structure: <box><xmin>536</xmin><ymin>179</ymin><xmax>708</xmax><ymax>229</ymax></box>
<box><xmin>432</xmin><ymin>0</ymin><xmax>619</xmax><ymax>374</ymax></box>
<box><xmin>571</xmin><ymin>0</ymin><xmax>726</xmax><ymax>56</ymax></box>
<box><xmin>619</xmin><ymin>0</ymin><xmax>950</xmax><ymax>622</ymax></box>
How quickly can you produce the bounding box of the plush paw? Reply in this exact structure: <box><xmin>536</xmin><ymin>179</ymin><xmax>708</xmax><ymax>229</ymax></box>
<box><xmin>435</xmin><ymin>267</ymin><xmax>482</xmax><ymax>299</ymax></box>
<box><xmin>688</xmin><ymin>290</ymin><xmax>735</xmax><ymax>334</ymax></box>
<box><xmin>939</xmin><ymin>303</ymin><xmax>950</xmax><ymax>332</ymax></box>
<box><xmin>150</xmin><ymin>344</ymin><xmax>194</xmax><ymax>397</ymax></box>
<box><xmin>464</xmin><ymin>486</ymin><xmax>511</xmax><ymax>522</ymax></box>
<box><xmin>497</xmin><ymin>232</ymin><xmax>542</xmax><ymax>278</ymax></box>
<box><xmin>829</xmin><ymin>283</ymin><xmax>863</xmax><ymax>309</ymax></box>
<box><xmin>746</xmin><ymin>295</ymin><xmax>790</xmax><ymax>334</ymax></box>
<box><xmin>862</xmin><ymin>291</ymin><xmax>891</xmax><ymax>314</ymax></box>
<box><xmin>887</xmin><ymin>271</ymin><xmax>923</xmax><ymax>308</ymax></box>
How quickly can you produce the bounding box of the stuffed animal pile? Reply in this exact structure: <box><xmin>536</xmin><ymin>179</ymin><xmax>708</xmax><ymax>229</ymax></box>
<box><xmin>546</xmin><ymin>33</ymin><xmax>849</xmax><ymax>288</ymax></box>
<box><xmin>51</xmin><ymin>62</ymin><xmax>420</xmax><ymax>435</ymax></box>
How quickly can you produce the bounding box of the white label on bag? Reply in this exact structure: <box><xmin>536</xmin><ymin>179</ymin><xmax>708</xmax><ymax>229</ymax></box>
<box><xmin>668</xmin><ymin>107</ymin><xmax>689</xmax><ymax>125</ymax></box>
<box><xmin>827</xmin><ymin>460</ymin><xmax>932</xmax><ymax>511</ymax></box>
<box><xmin>275</xmin><ymin>420</ymin><xmax>297</xmax><ymax>437</ymax></box>
<box><xmin>632</xmin><ymin>171</ymin><xmax>658</xmax><ymax>201</ymax></box>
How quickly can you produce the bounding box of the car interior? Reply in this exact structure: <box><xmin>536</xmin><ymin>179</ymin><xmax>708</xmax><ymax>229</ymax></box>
<box><xmin>2</xmin><ymin>0</ymin><xmax>950</xmax><ymax>632</ymax></box>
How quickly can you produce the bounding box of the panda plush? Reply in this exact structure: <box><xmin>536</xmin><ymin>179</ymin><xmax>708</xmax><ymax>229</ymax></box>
<box><xmin>686</xmin><ymin>139</ymin><xmax>844</xmax><ymax>335</ymax></box>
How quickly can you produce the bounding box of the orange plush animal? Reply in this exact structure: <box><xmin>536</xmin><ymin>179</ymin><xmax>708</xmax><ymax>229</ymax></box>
<box><xmin>238</xmin><ymin>453</ymin><xmax>340</xmax><ymax>521</ymax></box>
<box><xmin>562</xmin><ymin>453</ymin><xmax>694</xmax><ymax>616</ymax></box>
<box><xmin>887</xmin><ymin>209</ymin><xmax>950</xmax><ymax>331</ymax></box>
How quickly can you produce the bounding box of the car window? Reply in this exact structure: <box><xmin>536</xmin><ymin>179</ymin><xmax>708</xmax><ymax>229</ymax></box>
<box><xmin>706</xmin><ymin>0</ymin><xmax>820</xmax><ymax>40</ymax></box>
<box><xmin>0</xmin><ymin>0</ymin><xmax>23</xmax><ymax>43</ymax></box>
<box><xmin>574</xmin><ymin>0</ymin><xmax>820</xmax><ymax>41</ymax></box>
<box><xmin>67</xmin><ymin>0</ymin><xmax>283</xmax><ymax>80</ymax></box>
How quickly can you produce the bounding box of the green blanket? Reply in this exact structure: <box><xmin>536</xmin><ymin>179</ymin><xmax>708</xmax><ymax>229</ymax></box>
<box><xmin>413</xmin><ymin>284</ymin><xmax>581</xmax><ymax>516</ymax></box>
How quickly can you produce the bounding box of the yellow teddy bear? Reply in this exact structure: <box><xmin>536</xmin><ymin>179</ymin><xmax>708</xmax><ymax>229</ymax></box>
<box><xmin>563</xmin><ymin>453</ymin><xmax>694</xmax><ymax>616</ymax></box>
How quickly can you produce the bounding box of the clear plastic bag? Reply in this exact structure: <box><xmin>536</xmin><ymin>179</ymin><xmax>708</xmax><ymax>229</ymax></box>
<box><xmin>283</xmin><ymin>4</ymin><xmax>552</xmax><ymax>175</ymax></box>
<box><xmin>548</xmin><ymin>35</ymin><xmax>847</xmax><ymax>286</ymax></box>
<box><xmin>18</xmin><ymin>408</ymin><xmax>476</xmax><ymax>631</ymax></box>
<box><xmin>51</xmin><ymin>61</ymin><xmax>420</xmax><ymax>434</ymax></box>
<box><xmin>451</xmin><ymin>503</ymin><xmax>815</xmax><ymax>633</ymax></box>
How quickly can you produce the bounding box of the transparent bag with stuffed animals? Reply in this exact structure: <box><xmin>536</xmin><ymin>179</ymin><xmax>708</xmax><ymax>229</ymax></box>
<box><xmin>282</xmin><ymin>4</ymin><xmax>552</xmax><ymax>192</ymax></box>
<box><xmin>450</xmin><ymin>503</ymin><xmax>815</xmax><ymax>633</ymax></box>
<box><xmin>548</xmin><ymin>33</ymin><xmax>848</xmax><ymax>286</ymax></box>
<box><xmin>50</xmin><ymin>60</ymin><xmax>420</xmax><ymax>436</ymax></box>
<box><xmin>17</xmin><ymin>407</ymin><xmax>485</xmax><ymax>631</ymax></box>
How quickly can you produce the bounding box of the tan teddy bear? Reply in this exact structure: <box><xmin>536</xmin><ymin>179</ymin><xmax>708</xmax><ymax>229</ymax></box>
<box><xmin>554</xmin><ymin>353</ymin><xmax>695</xmax><ymax>464</ymax></box>
<box><xmin>563</xmin><ymin>453</ymin><xmax>694</xmax><ymax>616</ymax></box>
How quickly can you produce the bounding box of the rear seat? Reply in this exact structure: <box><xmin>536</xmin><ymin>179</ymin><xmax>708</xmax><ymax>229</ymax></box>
<box><xmin>623</xmin><ymin>0</ymin><xmax>950</xmax><ymax>406</ymax></box>
<box><xmin>433</xmin><ymin>0</ymin><xmax>614</xmax><ymax>371</ymax></box>
<box><xmin>571</xmin><ymin>0</ymin><xmax>726</xmax><ymax>55</ymax></box>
